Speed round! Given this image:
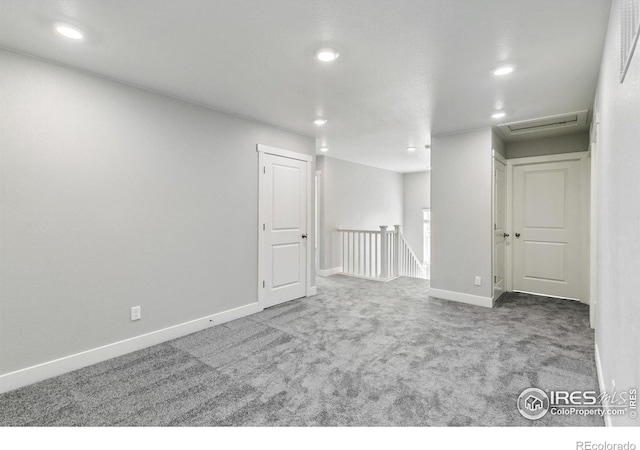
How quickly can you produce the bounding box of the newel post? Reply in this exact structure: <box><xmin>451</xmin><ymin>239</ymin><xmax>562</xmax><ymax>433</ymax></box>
<box><xmin>379</xmin><ymin>225</ymin><xmax>389</xmax><ymax>279</ymax></box>
<box><xmin>394</xmin><ymin>225</ymin><xmax>401</xmax><ymax>277</ymax></box>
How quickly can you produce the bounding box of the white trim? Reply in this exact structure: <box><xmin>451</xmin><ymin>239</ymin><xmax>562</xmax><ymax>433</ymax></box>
<box><xmin>594</xmin><ymin>344</ymin><xmax>613</xmax><ymax>427</ymax></box>
<box><xmin>340</xmin><ymin>273</ymin><xmax>400</xmax><ymax>283</ymax></box>
<box><xmin>256</xmin><ymin>143</ymin><xmax>313</xmax><ymax>162</ymax></box>
<box><xmin>305</xmin><ymin>159</ymin><xmax>313</xmax><ymax>297</ymax></box>
<box><xmin>506</xmin><ymin>151</ymin><xmax>588</xmax><ymax>166</ymax></box>
<box><xmin>492</xmin><ymin>152</ymin><xmax>507</xmax><ymax>301</ymax></box>
<box><xmin>589</xmin><ymin>108</ymin><xmax>600</xmax><ymax>328</ymax></box>
<box><xmin>580</xmin><ymin>153</ymin><xmax>590</xmax><ymax>305</ymax></box>
<box><xmin>429</xmin><ymin>288</ymin><xmax>494</xmax><ymax>308</ymax></box>
<box><xmin>257</xmin><ymin>151</ymin><xmax>267</xmax><ymax>305</ymax></box>
<box><xmin>492</xmin><ymin>149</ymin><xmax>507</xmax><ymax>164</ymax></box>
<box><xmin>0</xmin><ymin>302</ymin><xmax>262</xmax><ymax>394</ymax></box>
<box><xmin>506</xmin><ymin>160</ymin><xmax>514</xmax><ymax>292</ymax></box>
<box><xmin>307</xmin><ymin>286</ymin><xmax>317</xmax><ymax>296</ymax></box>
<box><xmin>317</xmin><ymin>266</ymin><xmax>343</xmax><ymax>277</ymax></box>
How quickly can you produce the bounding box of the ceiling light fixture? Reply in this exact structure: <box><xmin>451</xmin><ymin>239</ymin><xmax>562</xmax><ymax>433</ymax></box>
<box><xmin>55</xmin><ymin>24</ymin><xmax>84</xmax><ymax>40</ymax></box>
<box><xmin>492</xmin><ymin>65</ymin><xmax>514</xmax><ymax>76</ymax></box>
<box><xmin>314</xmin><ymin>118</ymin><xmax>328</xmax><ymax>126</ymax></box>
<box><xmin>406</xmin><ymin>147</ymin><xmax>417</xmax><ymax>152</ymax></box>
<box><xmin>319</xmin><ymin>146</ymin><xmax>329</xmax><ymax>152</ymax></box>
<box><xmin>315</xmin><ymin>48</ymin><xmax>340</xmax><ymax>62</ymax></box>
<box><xmin>492</xmin><ymin>112</ymin><xmax>506</xmax><ymax>119</ymax></box>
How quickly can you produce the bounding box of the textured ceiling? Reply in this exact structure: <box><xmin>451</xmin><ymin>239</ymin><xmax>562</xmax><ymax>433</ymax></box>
<box><xmin>0</xmin><ymin>0</ymin><xmax>612</xmax><ymax>172</ymax></box>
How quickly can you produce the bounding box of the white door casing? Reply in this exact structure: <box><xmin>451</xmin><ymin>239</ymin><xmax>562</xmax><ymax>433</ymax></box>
<box><xmin>493</xmin><ymin>153</ymin><xmax>507</xmax><ymax>301</ymax></box>
<box><xmin>508</xmin><ymin>153</ymin><xmax>588</xmax><ymax>301</ymax></box>
<box><xmin>257</xmin><ymin>145</ymin><xmax>313</xmax><ymax>308</ymax></box>
<box><xmin>589</xmin><ymin>108</ymin><xmax>600</xmax><ymax>328</ymax></box>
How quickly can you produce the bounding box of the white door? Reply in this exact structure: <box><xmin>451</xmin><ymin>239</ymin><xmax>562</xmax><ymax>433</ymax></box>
<box><xmin>260</xmin><ymin>153</ymin><xmax>308</xmax><ymax>308</ymax></box>
<box><xmin>512</xmin><ymin>159</ymin><xmax>582</xmax><ymax>300</ymax></box>
<box><xmin>493</xmin><ymin>157</ymin><xmax>507</xmax><ymax>300</ymax></box>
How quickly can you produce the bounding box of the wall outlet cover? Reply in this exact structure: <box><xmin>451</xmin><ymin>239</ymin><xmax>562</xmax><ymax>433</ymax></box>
<box><xmin>130</xmin><ymin>306</ymin><xmax>141</xmax><ymax>321</ymax></box>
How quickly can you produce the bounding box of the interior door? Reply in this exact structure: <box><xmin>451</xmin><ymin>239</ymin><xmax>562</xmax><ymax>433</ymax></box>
<box><xmin>512</xmin><ymin>159</ymin><xmax>582</xmax><ymax>300</ymax></box>
<box><xmin>493</xmin><ymin>157</ymin><xmax>507</xmax><ymax>300</ymax></box>
<box><xmin>260</xmin><ymin>153</ymin><xmax>308</xmax><ymax>308</ymax></box>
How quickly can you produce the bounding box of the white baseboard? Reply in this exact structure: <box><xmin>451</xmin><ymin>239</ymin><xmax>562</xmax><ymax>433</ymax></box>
<box><xmin>0</xmin><ymin>302</ymin><xmax>263</xmax><ymax>394</ymax></box>
<box><xmin>307</xmin><ymin>286</ymin><xmax>317</xmax><ymax>296</ymax></box>
<box><xmin>594</xmin><ymin>343</ymin><xmax>613</xmax><ymax>427</ymax></box>
<box><xmin>316</xmin><ymin>266</ymin><xmax>343</xmax><ymax>277</ymax></box>
<box><xmin>428</xmin><ymin>288</ymin><xmax>494</xmax><ymax>308</ymax></box>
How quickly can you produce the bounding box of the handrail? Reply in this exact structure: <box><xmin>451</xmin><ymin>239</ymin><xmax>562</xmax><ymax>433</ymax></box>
<box><xmin>338</xmin><ymin>225</ymin><xmax>426</xmax><ymax>281</ymax></box>
<box><xmin>337</xmin><ymin>228</ymin><xmax>396</xmax><ymax>234</ymax></box>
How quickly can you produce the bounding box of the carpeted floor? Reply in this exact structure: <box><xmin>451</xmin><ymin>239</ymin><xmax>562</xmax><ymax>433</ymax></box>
<box><xmin>0</xmin><ymin>275</ymin><xmax>602</xmax><ymax>426</ymax></box>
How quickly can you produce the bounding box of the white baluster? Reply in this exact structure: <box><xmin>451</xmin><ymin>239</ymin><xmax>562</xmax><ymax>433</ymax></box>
<box><xmin>379</xmin><ymin>226</ymin><xmax>388</xmax><ymax>279</ymax></box>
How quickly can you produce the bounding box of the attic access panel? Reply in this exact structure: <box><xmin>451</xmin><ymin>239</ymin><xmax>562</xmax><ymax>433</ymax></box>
<box><xmin>497</xmin><ymin>111</ymin><xmax>589</xmax><ymax>139</ymax></box>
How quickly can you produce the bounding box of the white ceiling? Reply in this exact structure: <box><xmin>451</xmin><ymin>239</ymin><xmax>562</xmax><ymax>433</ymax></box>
<box><xmin>0</xmin><ymin>1</ymin><xmax>612</xmax><ymax>172</ymax></box>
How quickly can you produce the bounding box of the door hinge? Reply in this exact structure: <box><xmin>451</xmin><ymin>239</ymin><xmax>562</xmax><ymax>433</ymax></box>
<box><xmin>263</xmin><ymin>166</ymin><xmax>266</xmax><ymax>174</ymax></box>
<box><xmin>263</xmin><ymin>223</ymin><xmax>265</xmax><ymax>231</ymax></box>
<box><xmin>494</xmin><ymin>276</ymin><xmax>497</xmax><ymax>283</ymax></box>
<box><xmin>262</xmin><ymin>280</ymin><xmax>265</xmax><ymax>288</ymax></box>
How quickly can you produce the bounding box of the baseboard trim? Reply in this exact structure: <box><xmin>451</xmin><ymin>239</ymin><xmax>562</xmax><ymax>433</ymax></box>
<box><xmin>594</xmin><ymin>343</ymin><xmax>612</xmax><ymax>427</ymax></box>
<box><xmin>316</xmin><ymin>266</ymin><xmax>343</xmax><ymax>277</ymax></box>
<box><xmin>429</xmin><ymin>288</ymin><xmax>494</xmax><ymax>308</ymax></box>
<box><xmin>307</xmin><ymin>286</ymin><xmax>318</xmax><ymax>296</ymax></box>
<box><xmin>0</xmin><ymin>302</ymin><xmax>263</xmax><ymax>394</ymax></box>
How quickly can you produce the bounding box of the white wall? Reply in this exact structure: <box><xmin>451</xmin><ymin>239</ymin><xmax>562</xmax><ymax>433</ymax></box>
<box><xmin>593</xmin><ymin>0</ymin><xmax>640</xmax><ymax>426</ymax></box>
<box><xmin>431</xmin><ymin>129</ymin><xmax>493</xmax><ymax>304</ymax></box>
<box><xmin>0</xmin><ymin>49</ymin><xmax>315</xmax><ymax>376</ymax></box>
<box><xmin>317</xmin><ymin>156</ymin><xmax>403</xmax><ymax>271</ymax></box>
<box><xmin>402</xmin><ymin>172</ymin><xmax>430</xmax><ymax>262</ymax></box>
<box><xmin>506</xmin><ymin>132</ymin><xmax>589</xmax><ymax>159</ymax></box>
<box><xmin>492</xmin><ymin>131</ymin><xmax>506</xmax><ymax>159</ymax></box>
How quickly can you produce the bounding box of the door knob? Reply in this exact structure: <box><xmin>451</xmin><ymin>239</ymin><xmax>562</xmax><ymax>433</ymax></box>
<box><xmin>301</xmin><ymin>234</ymin><xmax>308</xmax><ymax>239</ymax></box>
<box><xmin>515</xmin><ymin>233</ymin><xmax>521</xmax><ymax>238</ymax></box>
<box><xmin>503</xmin><ymin>233</ymin><xmax>510</xmax><ymax>238</ymax></box>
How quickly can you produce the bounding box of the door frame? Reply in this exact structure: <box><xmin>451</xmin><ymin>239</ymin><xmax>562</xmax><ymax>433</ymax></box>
<box><xmin>257</xmin><ymin>144</ymin><xmax>315</xmax><ymax>307</ymax></box>
<box><xmin>505</xmin><ymin>151</ymin><xmax>590</xmax><ymax>303</ymax></box>
<box><xmin>588</xmin><ymin>106</ymin><xmax>599</xmax><ymax>328</ymax></box>
<box><xmin>492</xmin><ymin>150</ymin><xmax>507</xmax><ymax>303</ymax></box>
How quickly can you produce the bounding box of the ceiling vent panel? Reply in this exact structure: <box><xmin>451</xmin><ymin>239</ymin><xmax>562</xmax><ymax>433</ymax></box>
<box><xmin>497</xmin><ymin>111</ymin><xmax>589</xmax><ymax>138</ymax></box>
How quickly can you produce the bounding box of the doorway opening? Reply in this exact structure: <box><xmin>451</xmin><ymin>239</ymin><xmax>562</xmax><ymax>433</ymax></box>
<box><xmin>423</xmin><ymin>209</ymin><xmax>431</xmax><ymax>280</ymax></box>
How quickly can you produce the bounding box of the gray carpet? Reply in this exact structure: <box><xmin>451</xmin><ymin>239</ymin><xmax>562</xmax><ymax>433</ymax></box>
<box><xmin>0</xmin><ymin>275</ymin><xmax>602</xmax><ymax>426</ymax></box>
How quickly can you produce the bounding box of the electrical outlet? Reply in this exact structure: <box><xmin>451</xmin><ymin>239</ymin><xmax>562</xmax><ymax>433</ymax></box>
<box><xmin>475</xmin><ymin>276</ymin><xmax>482</xmax><ymax>286</ymax></box>
<box><xmin>130</xmin><ymin>306</ymin><xmax>141</xmax><ymax>321</ymax></box>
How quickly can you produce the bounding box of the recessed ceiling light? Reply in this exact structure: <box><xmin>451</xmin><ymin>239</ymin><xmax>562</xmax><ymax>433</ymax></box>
<box><xmin>492</xmin><ymin>65</ymin><xmax>514</xmax><ymax>76</ymax></box>
<box><xmin>492</xmin><ymin>112</ymin><xmax>506</xmax><ymax>119</ymax></box>
<box><xmin>55</xmin><ymin>24</ymin><xmax>84</xmax><ymax>40</ymax></box>
<box><xmin>319</xmin><ymin>146</ymin><xmax>329</xmax><ymax>152</ymax></box>
<box><xmin>316</xmin><ymin>48</ymin><xmax>340</xmax><ymax>62</ymax></box>
<box><xmin>314</xmin><ymin>118</ymin><xmax>328</xmax><ymax>126</ymax></box>
<box><xmin>406</xmin><ymin>147</ymin><xmax>417</xmax><ymax>152</ymax></box>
